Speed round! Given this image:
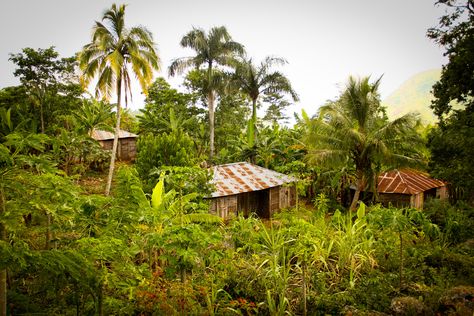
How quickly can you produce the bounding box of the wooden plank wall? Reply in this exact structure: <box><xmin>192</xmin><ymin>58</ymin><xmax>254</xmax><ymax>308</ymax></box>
<box><xmin>210</xmin><ymin>184</ymin><xmax>297</xmax><ymax>219</ymax></box>
<box><xmin>378</xmin><ymin>193</ymin><xmax>411</xmax><ymax>208</ymax></box>
<box><xmin>98</xmin><ymin>138</ymin><xmax>137</xmax><ymax>161</ymax></box>
<box><xmin>269</xmin><ymin>187</ymin><xmax>280</xmax><ymax>216</ymax></box>
<box><xmin>209</xmin><ymin>195</ymin><xmax>238</xmax><ymax>218</ymax></box>
<box><xmin>410</xmin><ymin>192</ymin><xmax>424</xmax><ymax>209</ymax></box>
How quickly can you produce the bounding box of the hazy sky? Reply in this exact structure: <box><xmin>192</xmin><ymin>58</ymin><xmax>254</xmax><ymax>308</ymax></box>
<box><xmin>0</xmin><ymin>0</ymin><xmax>447</xmax><ymax>117</ymax></box>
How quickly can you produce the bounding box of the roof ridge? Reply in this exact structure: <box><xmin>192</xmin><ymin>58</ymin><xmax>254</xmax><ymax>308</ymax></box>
<box><xmin>397</xmin><ymin>169</ymin><xmax>417</xmax><ymax>194</ymax></box>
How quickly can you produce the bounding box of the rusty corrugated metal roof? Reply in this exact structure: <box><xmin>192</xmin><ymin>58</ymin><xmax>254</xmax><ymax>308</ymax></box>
<box><xmin>91</xmin><ymin>129</ymin><xmax>138</xmax><ymax>141</ymax></box>
<box><xmin>210</xmin><ymin>162</ymin><xmax>296</xmax><ymax>198</ymax></box>
<box><xmin>377</xmin><ymin>169</ymin><xmax>445</xmax><ymax>195</ymax></box>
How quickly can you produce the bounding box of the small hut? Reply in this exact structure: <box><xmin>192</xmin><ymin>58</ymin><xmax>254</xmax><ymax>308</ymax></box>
<box><xmin>92</xmin><ymin>129</ymin><xmax>138</xmax><ymax>161</ymax></box>
<box><xmin>207</xmin><ymin>162</ymin><xmax>297</xmax><ymax>219</ymax></box>
<box><xmin>376</xmin><ymin>169</ymin><xmax>447</xmax><ymax>209</ymax></box>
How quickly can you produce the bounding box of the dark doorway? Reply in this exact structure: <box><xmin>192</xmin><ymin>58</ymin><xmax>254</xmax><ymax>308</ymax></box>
<box><xmin>256</xmin><ymin>189</ymin><xmax>270</xmax><ymax>219</ymax></box>
<box><xmin>237</xmin><ymin>189</ymin><xmax>270</xmax><ymax>218</ymax></box>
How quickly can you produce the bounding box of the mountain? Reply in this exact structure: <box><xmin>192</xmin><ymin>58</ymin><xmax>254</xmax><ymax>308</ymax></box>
<box><xmin>383</xmin><ymin>69</ymin><xmax>441</xmax><ymax>124</ymax></box>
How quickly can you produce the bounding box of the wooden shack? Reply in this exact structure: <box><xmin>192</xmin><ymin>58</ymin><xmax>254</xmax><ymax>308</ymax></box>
<box><xmin>91</xmin><ymin>129</ymin><xmax>138</xmax><ymax>161</ymax></box>
<box><xmin>376</xmin><ymin>169</ymin><xmax>447</xmax><ymax>209</ymax></box>
<box><xmin>207</xmin><ymin>162</ymin><xmax>297</xmax><ymax>219</ymax></box>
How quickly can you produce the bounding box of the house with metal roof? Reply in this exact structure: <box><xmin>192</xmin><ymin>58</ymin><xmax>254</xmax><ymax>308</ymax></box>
<box><xmin>207</xmin><ymin>162</ymin><xmax>297</xmax><ymax>218</ymax></box>
<box><xmin>91</xmin><ymin>129</ymin><xmax>138</xmax><ymax>161</ymax></box>
<box><xmin>375</xmin><ymin>169</ymin><xmax>447</xmax><ymax>209</ymax></box>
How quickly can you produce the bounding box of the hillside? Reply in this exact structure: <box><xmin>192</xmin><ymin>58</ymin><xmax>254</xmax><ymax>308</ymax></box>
<box><xmin>383</xmin><ymin>69</ymin><xmax>441</xmax><ymax>124</ymax></box>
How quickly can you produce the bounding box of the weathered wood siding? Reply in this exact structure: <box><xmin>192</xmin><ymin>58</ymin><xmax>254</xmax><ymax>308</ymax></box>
<box><xmin>209</xmin><ymin>195</ymin><xmax>238</xmax><ymax>218</ymax></box>
<box><xmin>379</xmin><ymin>191</ymin><xmax>427</xmax><ymax>210</ymax></box>
<box><xmin>280</xmin><ymin>185</ymin><xmax>296</xmax><ymax>209</ymax></box>
<box><xmin>209</xmin><ymin>184</ymin><xmax>296</xmax><ymax>219</ymax></box>
<box><xmin>436</xmin><ymin>186</ymin><xmax>448</xmax><ymax>200</ymax></box>
<box><xmin>98</xmin><ymin>138</ymin><xmax>137</xmax><ymax>161</ymax></box>
<box><xmin>269</xmin><ymin>187</ymin><xmax>280</xmax><ymax>216</ymax></box>
<box><xmin>410</xmin><ymin>192</ymin><xmax>424</xmax><ymax>209</ymax></box>
<box><xmin>119</xmin><ymin>138</ymin><xmax>137</xmax><ymax>161</ymax></box>
<box><xmin>378</xmin><ymin>193</ymin><xmax>411</xmax><ymax>208</ymax></box>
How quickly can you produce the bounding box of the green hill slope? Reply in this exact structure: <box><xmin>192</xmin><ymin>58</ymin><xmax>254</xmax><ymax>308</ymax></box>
<box><xmin>383</xmin><ymin>69</ymin><xmax>441</xmax><ymax>124</ymax></box>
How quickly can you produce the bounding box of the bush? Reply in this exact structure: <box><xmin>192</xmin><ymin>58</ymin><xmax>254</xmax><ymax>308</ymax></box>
<box><xmin>135</xmin><ymin>132</ymin><xmax>198</xmax><ymax>191</ymax></box>
<box><xmin>424</xmin><ymin>199</ymin><xmax>474</xmax><ymax>244</ymax></box>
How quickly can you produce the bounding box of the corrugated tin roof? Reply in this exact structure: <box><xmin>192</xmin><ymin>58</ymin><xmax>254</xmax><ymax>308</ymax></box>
<box><xmin>91</xmin><ymin>129</ymin><xmax>138</xmax><ymax>141</ymax></box>
<box><xmin>210</xmin><ymin>162</ymin><xmax>296</xmax><ymax>198</ymax></box>
<box><xmin>377</xmin><ymin>169</ymin><xmax>445</xmax><ymax>195</ymax></box>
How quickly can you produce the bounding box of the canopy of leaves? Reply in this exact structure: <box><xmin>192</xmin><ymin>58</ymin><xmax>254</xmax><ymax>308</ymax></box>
<box><xmin>427</xmin><ymin>0</ymin><xmax>474</xmax><ymax>202</ymax></box>
<box><xmin>8</xmin><ymin>47</ymin><xmax>82</xmax><ymax>134</ymax></box>
<box><xmin>303</xmin><ymin>76</ymin><xmax>425</xmax><ymax>208</ymax></box>
<box><xmin>427</xmin><ymin>0</ymin><xmax>474</xmax><ymax>118</ymax></box>
<box><xmin>138</xmin><ymin>77</ymin><xmax>203</xmax><ymax>136</ymax></box>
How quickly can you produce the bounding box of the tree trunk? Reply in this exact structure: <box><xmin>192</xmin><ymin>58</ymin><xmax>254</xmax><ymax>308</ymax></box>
<box><xmin>350</xmin><ymin>177</ymin><xmax>364</xmax><ymax>211</ymax></box>
<box><xmin>0</xmin><ymin>190</ymin><xmax>7</xmax><ymax>316</ymax></box>
<box><xmin>350</xmin><ymin>189</ymin><xmax>361</xmax><ymax>211</ymax></box>
<box><xmin>208</xmin><ymin>91</ymin><xmax>215</xmax><ymax>160</ymax></box>
<box><xmin>105</xmin><ymin>80</ymin><xmax>122</xmax><ymax>196</ymax></box>
<box><xmin>252</xmin><ymin>98</ymin><xmax>258</xmax><ymax>143</ymax></box>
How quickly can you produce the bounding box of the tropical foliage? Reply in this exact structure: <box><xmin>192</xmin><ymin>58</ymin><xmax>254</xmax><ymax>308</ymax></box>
<box><xmin>78</xmin><ymin>3</ymin><xmax>160</xmax><ymax>195</ymax></box>
<box><xmin>169</xmin><ymin>26</ymin><xmax>245</xmax><ymax>159</ymax></box>
<box><xmin>0</xmin><ymin>2</ymin><xmax>473</xmax><ymax>315</ymax></box>
<box><xmin>231</xmin><ymin>56</ymin><xmax>299</xmax><ymax>148</ymax></box>
<box><xmin>427</xmin><ymin>0</ymin><xmax>474</xmax><ymax>203</ymax></box>
<box><xmin>303</xmin><ymin>76</ymin><xmax>424</xmax><ymax>210</ymax></box>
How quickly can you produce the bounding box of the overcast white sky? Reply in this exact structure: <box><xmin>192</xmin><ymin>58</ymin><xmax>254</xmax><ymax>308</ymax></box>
<box><xmin>0</xmin><ymin>0</ymin><xmax>447</xmax><ymax>117</ymax></box>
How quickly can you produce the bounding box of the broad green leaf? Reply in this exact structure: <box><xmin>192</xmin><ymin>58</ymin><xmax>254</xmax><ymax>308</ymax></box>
<box><xmin>357</xmin><ymin>202</ymin><xmax>366</xmax><ymax>219</ymax></box>
<box><xmin>151</xmin><ymin>172</ymin><xmax>165</xmax><ymax>209</ymax></box>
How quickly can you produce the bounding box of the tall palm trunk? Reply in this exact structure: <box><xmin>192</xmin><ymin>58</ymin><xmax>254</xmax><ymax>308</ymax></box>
<box><xmin>246</xmin><ymin>98</ymin><xmax>258</xmax><ymax>164</ymax></box>
<box><xmin>252</xmin><ymin>98</ymin><xmax>258</xmax><ymax>143</ymax></box>
<box><xmin>208</xmin><ymin>90</ymin><xmax>215</xmax><ymax>159</ymax></box>
<box><xmin>105</xmin><ymin>79</ymin><xmax>122</xmax><ymax>196</ymax></box>
<box><xmin>350</xmin><ymin>176</ymin><xmax>365</xmax><ymax>211</ymax></box>
<box><xmin>207</xmin><ymin>62</ymin><xmax>216</xmax><ymax>160</ymax></box>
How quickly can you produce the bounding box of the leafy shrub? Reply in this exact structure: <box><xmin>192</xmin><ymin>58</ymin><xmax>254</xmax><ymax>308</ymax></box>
<box><xmin>135</xmin><ymin>132</ymin><xmax>198</xmax><ymax>191</ymax></box>
<box><xmin>424</xmin><ymin>199</ymin><xmax>474</xmax><ymax>244</ymax></box>
<box><xmin>51</xmin><ymin>129</ymin><xmax>110</xmax><ymax>175</ymax></box>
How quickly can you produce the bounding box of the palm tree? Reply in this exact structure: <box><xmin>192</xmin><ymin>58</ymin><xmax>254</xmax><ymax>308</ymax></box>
<box><xmin>78</xmin><ymin>4</ymin><xmax>160</xmax><ymax>195</ymax></box>
<box><xmin>232</xmin><ymin>57</ymin><xmax>299</xmax><ymax>145</ymax></box>
<box><xmin>169</xmin><ymin>26</ymin><xmax>244</xmax><ymax>159</ymax></box>
<box><xmin>304</xmin><ymin>76</ymin><xmax>424</xmax><ymax>210</ymax></box>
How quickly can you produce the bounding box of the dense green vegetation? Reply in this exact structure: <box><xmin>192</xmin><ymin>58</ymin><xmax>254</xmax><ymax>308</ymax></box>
<box><xmin>0</xmin><ymin>1</ymin><xmax>473</xmax><ymax>315</ymax></box>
